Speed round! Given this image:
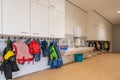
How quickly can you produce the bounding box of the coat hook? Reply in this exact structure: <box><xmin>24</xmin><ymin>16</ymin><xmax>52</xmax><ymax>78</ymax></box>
<box><xmin>2</xmin><ymin>36</ymin><xmax>4</xmax><ymax>39</ymax></box>
<box><xmin>19</xmin><ymin>36</ymin><xmax>23</xmax><ymax>39</ymax></box>
<box><xmin>14</xmin><ymin>36</ymin><xmax>16</xmax><ymax>39</ymax></box>
<box><xmin>8</xmin><ymin>36</ymin><xmax>10</xmax><ymax>40</ymax></box>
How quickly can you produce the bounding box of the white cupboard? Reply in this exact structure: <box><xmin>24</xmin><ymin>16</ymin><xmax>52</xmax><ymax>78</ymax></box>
<box><xmin>31</xmin><ymin>0</ymin><xmax>65</xmax><ymax>38</ymax></box>
<box><xmin>86</xmin><ymin>12</ymin><xmax>94</xmax><ymax>40</ymax></box>
<box><xmin>87</xmin><ymin>11</ymin><xmax>112</xmax><ymax>41</ymax></box>
<box><xmin>0</xmin><ymin>0</ymin><xmax>2</xmax><ymax>34</ymax></box>
<box><xmin>49</xmin><ymin>9</ymin><xmax>65</xmax><ymax>38</ymax></box>
<box><xmin>3</xmin><ymin>0</ymin><xmax>30</xmax><ymax>36</ymax></box>
<box><xmin>31</xmin><ymin>0</ymin><xmax>49</xmax><ymax>37</ymax></box>
<box><xmin>2</xmin><ymin>0</ymin><xmax>65</xmax><ymax>38</ymax></box>
<box><xmin>49</xmin><ymin>0</ymin><xmax>65</xmax><ymax>38</ymax></box>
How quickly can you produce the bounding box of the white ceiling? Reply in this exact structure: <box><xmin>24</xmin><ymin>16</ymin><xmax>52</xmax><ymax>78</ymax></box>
<box><xmin>67</xmin><ymin>0</ymin><xmax>120</xmax><ymax>24</ymax></box>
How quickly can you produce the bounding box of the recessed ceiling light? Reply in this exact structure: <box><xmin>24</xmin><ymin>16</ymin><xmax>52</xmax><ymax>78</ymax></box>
<box><xmin>117</xmin><ymin>10</ymin><xmax>120</xmax><ymax>13</ymax></box>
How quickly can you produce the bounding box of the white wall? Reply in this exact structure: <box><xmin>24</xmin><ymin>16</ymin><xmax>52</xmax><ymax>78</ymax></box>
<box><xmin>112</xmin><ymin>24</ymin><xmax>120</xmax><ymax>52</ymax></box>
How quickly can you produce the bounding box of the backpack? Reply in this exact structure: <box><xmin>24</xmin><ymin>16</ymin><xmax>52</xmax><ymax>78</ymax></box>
<box><xmin>28</xmin><ymin>40</ymin><xmax>40</xmax><ymax>62</ymax></box>
<box><xmin>29</xmin><ymin>40</ymin><xmax>40</xmax><ymax>54</ymax></box>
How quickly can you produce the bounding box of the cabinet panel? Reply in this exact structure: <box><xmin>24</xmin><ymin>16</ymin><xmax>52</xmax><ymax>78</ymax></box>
<box><xmin>49</xmin><ymin>9</ymin><xmax>65</xmax><ymax>38</ymax></box>
<box><xmin>0</xmin><ymin>0</ymin><xmax>2</xmax><ymax>34</ymax></box>
<box><xmin>31</xmin><ymin>0</ymin><xmax>49</xmax><ymax>37</ymax></box>
<box><xmin>87</xmin><ymin>13</ymin><xmax>94</xmax><ymax>40</ymax></box>
<box><xmin>49</xmin><ymin>0</ymin><xmax>65</xmax><ymax>13</ymax></box>
<box><xmin>3</xmin><ymin>0</ymin><xmax>30</xmax><ymax>36</ymax></box>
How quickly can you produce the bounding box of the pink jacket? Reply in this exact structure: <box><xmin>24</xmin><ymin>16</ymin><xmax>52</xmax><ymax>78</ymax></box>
<box><xmin>13</xmin><ymin>40</ymin><xmax>34</xmax><ymax>64</ymax></box>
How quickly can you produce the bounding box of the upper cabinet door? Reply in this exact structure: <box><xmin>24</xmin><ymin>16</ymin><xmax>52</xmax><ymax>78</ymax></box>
<box><xmin>3</xmin><ymin>0</ymin><xmax>30</xmax><ymax>36</ymax></box>
<box><xmin>31</xmin><ymin>0</ymin><xmax>49</xmax><ymax>37</ymax></box>
<box><xmin>49</xmin><ymin>0</ymin><xmax>65</xmax><ymax>13</ymax></box>
<box><xmin>49</xmin><ymin>9</ymin><xmax>65</xmax><ymax>38</ymax></box>
<box><xmin>49</xmin><ymin>0</ymin><xmax>65</xmax><ymax>38</ymax></box>
<box><xmin>0</xmin><ymin>0</ymin><xmax>2</xmax><ymax>34</ymax></box>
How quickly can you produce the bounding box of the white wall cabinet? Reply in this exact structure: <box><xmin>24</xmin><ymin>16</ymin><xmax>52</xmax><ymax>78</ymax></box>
<box><xmin>49</xmin><ymin>9</ymin><xmax>65</xmax><ymax>38</ymax></box>
<box><xmin>31</xmin><ymin>0</ymin><xmax>65</xmax><ymax>38</ymax></box>
<box><xmin>31</xmin><ymin>0</ymin><xmax>49</xmax><ymax>37</ymax></box>
<box><xmin>49</xmin><ymin>0</ymin><xmax>65</xmax><ymax>38</ymax></box>
<box><xmin>3</xmin><ymin>0</ymin><xmax>30</xmax><ymax>36</ymax></box>
<box><xmin>0</xmin><ymin>0</ymin><xmax>2</xmax><ymax>34</ymax></box>
<box><xmin>87</xmin><ymin>11</ymin><xmax>112</xmax><ymax>41</ymax></box>
<box><xmin>2</xmin><ymin>0</ymin><xmax>65</xmax><ymax>38</ymax></box>
<box><xmin>86</xmin><ymin>12</ymin><xmax>94</xmax><ymax>40</ymax></box>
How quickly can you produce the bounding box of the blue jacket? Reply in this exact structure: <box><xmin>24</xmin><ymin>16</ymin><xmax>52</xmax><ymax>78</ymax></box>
<box><xmin>48</xmin><ymin>41</ymin><xmax>63</xmax><ymax>69</ymax></box>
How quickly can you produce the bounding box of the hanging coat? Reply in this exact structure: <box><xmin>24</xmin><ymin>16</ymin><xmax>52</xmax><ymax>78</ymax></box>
<box><xmin>13</xmin><ymin>40</ymin><xmax>34</xmax><ymax>64</ymax></box>
<box><xmin>28</xmin><ymin>40</ymin><xmax>41</xmax><ymax>62</ymax></box>
<box><xmin>41</xmin><ymin>40</ymin><xmax>49</xmax><ymax>57</ymax></box>
<box><xmin>53</xmin><ymin>41</ymin><xmax>63</xmax><ymax>66</ymax></box>
<box><xmin>0</xmin><ymin>50</ymin><xmax>19</xmax><ymax>79</ymax></box>
<box><xmin>48</xmin><ymin>41</ymin><xmax>63</xmax><ymax>69</ymax></box>
<box><xmin>88</xmin><ymin>41</ymin><xmax>94</xmax><ymax>47</ymax></box>
<box><xmin>0</xmin><ymin>39</ymin><xmax>19</xmax><ymax>79</ymax></box>
<box><xmin>104</xmin><ymin>41</ymin><xmax>110</xmax><ymax>51</ymax></box>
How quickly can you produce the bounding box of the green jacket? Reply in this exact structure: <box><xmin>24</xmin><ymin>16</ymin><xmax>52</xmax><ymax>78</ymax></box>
<box><xmin>49</xmin><ymin>45</ymin><xmax>58</xmax><ymax>60</ymax></box>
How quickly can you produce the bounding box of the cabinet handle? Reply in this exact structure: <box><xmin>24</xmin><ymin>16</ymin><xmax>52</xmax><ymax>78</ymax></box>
<box><xmin>50</xmin><ymin>5</ymin><xmax>55</xmax><ymax>8</ymax></box>
<box><xmin>21</xmin><ymin>32</ymin><xmax>28</xmax><ymax>34</ymax></box>
<box><xmin>32</xmin><ymin>33</ymin><xmax>39</xmax><ymax>35</ymax></box>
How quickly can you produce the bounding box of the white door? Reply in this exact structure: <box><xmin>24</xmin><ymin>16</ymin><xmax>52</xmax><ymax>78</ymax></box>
<box><xmin>3</xmin><ymin>0</ymin><xmax>30</xmax><ymax>36</ymax></box>
<box><xmin>49</xmin><ymin>0</ymin><xmax>65</xmax><ymax>38</ymax></box>
<box><xmin>49</xmin><ymin>9</ymin><xmax>65</xmax><ymax>38</ymax></box>
<box><xmin>31</xmin><ymin>0</ymin><xmax>49</xmax><ymax>37</ymax></box>
<box><xmin>0</xmin><ymin>0</ymin><xmax>2</xmax><ymax>34</ymax></box>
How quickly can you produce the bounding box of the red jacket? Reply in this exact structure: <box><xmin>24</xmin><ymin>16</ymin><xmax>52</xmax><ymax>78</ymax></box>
<box><xmin>29</xmin><ymin>40</ymin><xmax>40</xmax><ymax>54</ymax></box>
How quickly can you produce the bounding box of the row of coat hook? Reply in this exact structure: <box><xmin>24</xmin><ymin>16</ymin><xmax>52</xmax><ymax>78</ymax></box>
<box><xmin>0</xmin><ymin>35</ymin><xmax>59</xmax><ymax>42</ymax></box>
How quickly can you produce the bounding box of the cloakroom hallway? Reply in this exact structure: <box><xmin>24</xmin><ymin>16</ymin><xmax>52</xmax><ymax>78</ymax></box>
<box><xmin>14</xmin><ymin>53</ymin><xmax>120</xmax><ymax>80</ymax></box>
